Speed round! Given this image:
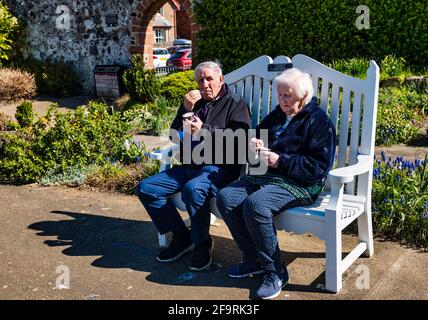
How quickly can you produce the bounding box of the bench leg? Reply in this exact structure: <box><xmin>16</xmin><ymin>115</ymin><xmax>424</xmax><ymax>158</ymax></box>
<box><xmin>358</xmin><ymin>210</ymin><xmax>374</xmax><ymax>257</ymax></box>
<box><xmin>325</xmin><ymin>213</ymin><xmax>342</xmax><ymax>293</ymax></box>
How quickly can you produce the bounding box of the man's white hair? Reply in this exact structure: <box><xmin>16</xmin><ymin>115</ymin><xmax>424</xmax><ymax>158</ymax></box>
<box><xmin>274</xmin><ymin>68</ymin><xmax>314</xmax><ymax>105</ymax></box>
<box><xmin>194</xmin><ymin>61</ymin><xmax>223</xmax><ymax>81</ymax></box>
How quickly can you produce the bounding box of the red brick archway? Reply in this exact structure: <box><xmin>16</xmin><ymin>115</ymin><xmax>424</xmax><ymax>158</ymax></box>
<box><xmin>129</xmin><ymin>0</ymin><xmax>199</xmax><ymax>68</ymax></box>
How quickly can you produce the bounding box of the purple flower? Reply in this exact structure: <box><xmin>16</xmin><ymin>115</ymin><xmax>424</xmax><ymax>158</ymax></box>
<box><xmin>381</xmin><ymin>151</ymin><xmax>386</xmax><ymax>162</ymax></box>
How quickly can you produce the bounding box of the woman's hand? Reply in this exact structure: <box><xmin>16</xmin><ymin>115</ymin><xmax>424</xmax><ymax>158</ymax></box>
<box><xmin>249</xmin><ymin>137</ymin><xmax>264</xmax><ymax>153</ymax></box>
<box><xmin>260</xmin><ymin>150</ymin><xmax>280</xmax><ymax>168</ymax></box>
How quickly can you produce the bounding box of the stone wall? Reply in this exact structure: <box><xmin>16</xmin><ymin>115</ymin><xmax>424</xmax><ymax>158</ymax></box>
<box><xmin>5</xmin><ymin>0</ymin><xmax>139</xmax><ymax>94</ymax></box>
<box><xmin>4</xmin><ymin>0</ymin><xmax>196</xmax><ymax>95</ymax></box>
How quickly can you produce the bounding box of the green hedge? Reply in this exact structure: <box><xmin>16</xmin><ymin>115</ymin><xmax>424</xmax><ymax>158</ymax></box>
<box><xmin>194</xmin><ymin>0</ymin><xmax>427</xmax><ymax>73</ymax></box>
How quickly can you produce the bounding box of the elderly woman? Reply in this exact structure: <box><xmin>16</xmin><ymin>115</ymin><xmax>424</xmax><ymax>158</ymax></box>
<box><xmin>216</xmin><ymin>68</ymin><xmax>336</xmax><ymax>300</ymax></box>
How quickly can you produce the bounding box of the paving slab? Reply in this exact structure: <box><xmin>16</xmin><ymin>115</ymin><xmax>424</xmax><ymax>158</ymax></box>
<box><xmin>0</xmin><ymin>184</ymin><xmax>426</xmax><ymax>300</ymax></box>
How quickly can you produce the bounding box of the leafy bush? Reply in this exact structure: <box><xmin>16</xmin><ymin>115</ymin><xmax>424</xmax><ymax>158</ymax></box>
<box><xmin>0</xmin><ymin>111</ymin><xmax>11</xmax><ymax>131</ymax></box>
<box><xmin>84</xmin><ymin>160</ymin><xmax>159</xmax><ymax>194</ymax></box>
<box><xmin>379</xmin><ymin>55</ymin><xmax>411</xmax><ymax>81</ymax></box>
<box><xmin>0</xmin><ymin>101</ymin><xmax>131</xmax><ymax>184</ymax></box>
<box><xmin>122</xmin><ymin>96</ymin><xmax>176</xmax><ymax>136</ymax></box>
<box><xmin>123</xmin><ymin>54</ymin><xmax>161</xmax><ymax>103</ymax></box>
<box><xmin>14</xmin><ymin>57</ymin><xmax>82</xmax><ymax>97</ymax></box>
<box><xmin>15</xmin><ymin>100</ymin><xmax>34</xmax><ymax>128</ymax></box>
<box><xmin>0</xmin><ymin>67</ymin><xmax>36</xmax><ymax>101</ymax></box>
<box><xmin>160</xmin><ymin>70</ymin><xmax>197</xmax><ymax>105</ymax></box>
<box><xmin>329</xmin><ymin>55</ymin><xmax>414</xmax><ymax>81</ymax></box>
<box><xmin>372</xmin><ymin>153</ymin><xmax>428</xmax><ymax>247</ymax></box>
<box><xmin>376</xmin><ymin>87</ymin><xmax>425</xmax><ymax>146</ymax></box>
<box><xmin>194</xmin><ymin>0</ymin><xmax>427</xmax><ymax>73</ymax></box>
<box><xmin>0</xmin><ymin>2</ymin><xmax>19</xmax><ymax>63</ymax></box>
<box><xmin>328</xmin><ymin>57</ymin><xmax>370</xmax><ymax>79</ymax></box>
<box><xmin>39</xmin><ymin>164</ymin><xmax>97</xmax><ymax>187</ymax></box>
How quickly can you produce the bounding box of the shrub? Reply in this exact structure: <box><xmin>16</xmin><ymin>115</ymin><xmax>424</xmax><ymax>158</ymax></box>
<box><xmin>39</xmin><ymin>164</ymin><xmax>97</xmax><ymax>187</ymax></box>
<box><xmin>122</xmin><ymin>96</ymin><xmax>176</xmax><ymax>136</ymax></box>
<box><xmin>372</xmin><ymin>153</ymin><xmax>428</xmax><ymax>247</ymax></box>
<box><xmin>123</xmin><ymin>54</ymin><xmax>161</xmax><ymax>103</ymax></box>
<box><xmin>0</xmin><ymin>67</ymin><xmax>36</xmax><ymax>101</ymax></box>
<box><xmin>15</xmin><ymin>100</ymin><xmax>34</xmax><ymax>128</ymax></box>
<box><xmin>0</xmin><ymin>2</ymin><xmax>19</xmax><ymax>63</ymax></box>
<box><xmin>160</xmin><ymin>70</ymin><xmax>198</xmax><ymax>106</ymax></box>
<box><xmin>0</xmin><ymin>101</ymin><xmax>131</xmax><ymax>184</ymax></box>
<box><xmin>379</xmin><ymin>55</ymin><xmax>411</xmax><ymax>81</ymax></box>
<box><xmin>328</xmin><ymin>57</ymin><xmax>370</xmax><ymax>79</ymax></box>
<box><xmin>14</xmin><ymin>57</ymin><xmax>82</xmax><ymax>97</ymax></box>
<box><xmin>194</xmin><ymin>0</ymin><xmax>427</xmax><ymax>73</ymax></box>
<box><xmin>376</xmin><ymin>87</ymin><xmax>425</xmax><ymax>146</ymax></box>
<box><xmin>84</xmin><ymin>160</ymin><xmax>159</xmax><ymax>194</ymax></box>
<box><xmin>0</xmin><ymin>112</ymin><xmax>11</xmax><ymax>131</ymax></box>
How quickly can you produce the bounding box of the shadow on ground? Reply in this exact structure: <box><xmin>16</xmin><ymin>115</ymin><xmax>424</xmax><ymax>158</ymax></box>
<box><xmin>28</xmin><ymin>210</ymin><xmax>330</xmax><ymax>298</ymax></box>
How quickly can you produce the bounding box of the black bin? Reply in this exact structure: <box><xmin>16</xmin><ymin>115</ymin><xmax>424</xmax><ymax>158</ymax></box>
<box><xmin>93</xmin><ymin>65</ymin><xmax>125</xmax><ymax>98</ymax></box>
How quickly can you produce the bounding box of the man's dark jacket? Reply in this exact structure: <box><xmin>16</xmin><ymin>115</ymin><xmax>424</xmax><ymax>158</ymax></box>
<box><xmin>170</xmin><ymin>84</ymin><xmax>251</xmax><ymax>177</ymax></box>
<box><xmin>256</xmin><ymin>97</ymin><xmax>337</xmax><ymax>187</ymax></box>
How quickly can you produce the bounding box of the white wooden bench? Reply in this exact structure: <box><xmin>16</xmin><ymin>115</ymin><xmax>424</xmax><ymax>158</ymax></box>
<box><xmin>150</xmin><ymin>54</ymin><xmax>380</xmax><ymax>293</ymax></box>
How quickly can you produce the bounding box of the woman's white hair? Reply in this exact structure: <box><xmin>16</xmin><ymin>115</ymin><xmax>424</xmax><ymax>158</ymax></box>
<box><xmin>274</xmin><ymin>68</ymin><xmax>314</xmax><ymax>105</ymax></box>
<box><xmin>194</xmin><ymin>61</ymin><xmax>223</xmax><ymax>82</ymax></box>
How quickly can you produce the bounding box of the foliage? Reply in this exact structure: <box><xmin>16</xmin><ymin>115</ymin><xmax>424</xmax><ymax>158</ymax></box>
<box><xmin>123</xmin><ymin>54</ymin><xmax>161</xmax><ymax>103</ymax></box>
<box><xmin>12</xmin><ymin>57</ymin><xmax>82</xmax><ymax>97</ymax></box>
<box><xmin>84</xmin><ymin>160</ymin><xmax>159</xmax><ymax>195</ymax></box>
<box><xmin>194</xmin><ymin>0</ymin><xmax>427</xmax><ymax>73</ymax></box>
<box><xmin>39</xmin><ymin>164</ymin><xmax>97</xmax><ymax>187</ymax></box>
<box><xmin>372</xmin><ymin>153</ymin><xmax>428</xmax><ymax>247</ymax></box>
<box><xmin>328</xmin><ymin>57</ymin><xmax>370</xmax><ymax>79</ymax></box>
<box><xmin>0</xmin><ymin>1</ymin><xmax>19</xmax><ymax>63</ymax></box>
<box><xmin>0</xmin><ymin>111</ymin><xmax>11</xmax><ymax>131</ymax></box>
<box><xmin>376</xmin><ymin>87</ymin><xmax>425</xmax><ymax>146</ymax></box>
<box><xmin>15</xmin><ymin>100</ymin><xmax>34</xmax><ymax>128</ymax></box>
<box><xmin>122</xmin><ymin>96</ymin><xmax>176</xmax><ymax>136</ymax></box>
<box><xmin>0</xmin><ymin>67</ymin><xmax>36</xmax><ymax>101</ymax></box>
<box><xmin>379</xmin><ymin>55</ymin><xmax>412</xmax><ymax>81</ymax></box>
<box><xmin>0</xmin><ymin>101</ymin><xmax>131</xmax><ymax>184</ymax></box>
<box><xmin>160</xmin><ymin>70</ymin><xmax>198</xmax><ymax>106</ymax></box>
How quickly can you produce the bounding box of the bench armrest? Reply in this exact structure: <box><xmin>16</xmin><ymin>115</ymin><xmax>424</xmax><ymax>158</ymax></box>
<box><xmin>328</xmin><ymin>155</ymin><xmax>373</xmax><ymax>184</ymax></box>
<box><xmin>149</xmin><ymin>144</ymin><xmax>179</xmax><ymax>161</ymax></box>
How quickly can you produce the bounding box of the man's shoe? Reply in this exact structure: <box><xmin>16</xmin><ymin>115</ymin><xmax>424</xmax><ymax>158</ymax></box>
<box><xmin>254</xmin><ymin>269</ymin><xmax>290</xmax><ymax>300</ymax></box>
<box><xmin>156</xmin><ymin>237</ymin><xmax>194</xmax><ymax>263</ymax></box>
<box><xmin>228</xmin><ymin>261</ymin><xmax>266</xmax><ymax>278</ymax></box>
<box><xmin>189</xmin><ymin>236</ymin><xmax>213</xmax><ymax>271</ymax></box>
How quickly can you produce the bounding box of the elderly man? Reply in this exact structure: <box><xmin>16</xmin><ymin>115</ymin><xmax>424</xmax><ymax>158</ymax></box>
<box><xmin>138</xmin><ymin>61</ymin><xmax>251</xmax><ymax>271</ymax></box>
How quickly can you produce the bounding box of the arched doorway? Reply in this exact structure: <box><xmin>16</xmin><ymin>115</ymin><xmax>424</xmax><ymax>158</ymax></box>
<box><xmin>129</xmin><ymin>0</ymin><xmax>198</xmax><ymax>68</ymax></box>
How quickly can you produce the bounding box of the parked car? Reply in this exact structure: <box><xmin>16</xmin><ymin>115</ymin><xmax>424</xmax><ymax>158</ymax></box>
<box><xmin>168</xmin><ymin>39</ymin><xmax>192</xmax><ymax>54</ymax></box>
<box><xmin>153</xmin><ymin>48</ymin><xmax>171</xmax><ymax>68</ymax></box>
<box><xmin>166</xmin><ymin>49</ymin><xmax>192</xmax><ymax>70</ymax></box>
<box><xmin>173</xmin><ymin>38</ymin><xmax>191</xmax><ymax>47</ymax></box>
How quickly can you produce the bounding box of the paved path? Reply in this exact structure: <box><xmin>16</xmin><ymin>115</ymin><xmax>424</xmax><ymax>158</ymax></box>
<box><xmin>0</xmin><ymin>184</ymin><xmax>427</xmax><ymax>300</ymax></box>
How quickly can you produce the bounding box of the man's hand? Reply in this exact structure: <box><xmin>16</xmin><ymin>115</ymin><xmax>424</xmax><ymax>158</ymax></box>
<box><xmin>184</xmin><ymin>90</ymin><xmax>202</xmax><ymax>111</ymax></box>
<box><xmin>260</xmin><ymin>150</ymin><xmax>279</xmax><ymax>168</ymax></box>
<box><xmin>183</xmin><ymin>116</ymin><xmax>203</xmax><ymax>134</ymax></box>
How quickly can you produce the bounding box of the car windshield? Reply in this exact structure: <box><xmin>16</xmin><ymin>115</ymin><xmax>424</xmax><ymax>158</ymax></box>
<box><xmin>170</xmin><ymin>51</ymin><xmax>188</xmax><ymax>59</ymax></box>
<box><xmin>154</xmin><ymin>49</ymin><xmax>168</xmax><ymax>55</ymax></box>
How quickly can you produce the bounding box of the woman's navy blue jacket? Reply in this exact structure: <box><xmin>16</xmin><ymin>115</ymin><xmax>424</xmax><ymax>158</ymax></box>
<box><xmin>256</xmin><ymin>97</ymin><xmax>337</xmax><ymax>187</ymax></box>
